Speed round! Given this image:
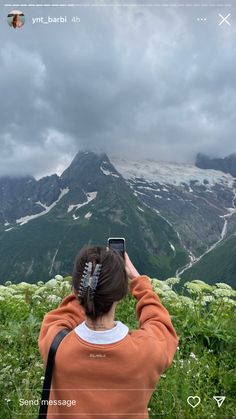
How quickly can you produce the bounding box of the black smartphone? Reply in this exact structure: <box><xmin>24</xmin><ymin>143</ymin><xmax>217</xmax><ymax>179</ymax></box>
<box><xmin>107</xmin><ymin>237</ymin><xmax>126</xmax><ymax>258</ymax></box>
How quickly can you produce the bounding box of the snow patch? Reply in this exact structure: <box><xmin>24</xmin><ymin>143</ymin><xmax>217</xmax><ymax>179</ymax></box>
<box><xmin>5</xmin><ymin>227</ymin><xmax>13</xmax><ymax>232</ymax></box>
<box><xmin>169</xmin><ymin>242</ymin><xmax>176</xmax><ymax>252</ymax></box>
<box><xmin>136</xmin><ymin>191</ymin><xmax>148</xmax><ymax>195</ymax></box>
<box><xmin>100</xmin><ymin>166</ymin><xmax>111</xmax><ymax>176</ymax></box>
<box><xmin>137</xmin><ymin>206</ymin><xmax>144</xmax><ymax>212</ymax></box>
<box><xmin>221</xmin><ymin>220</ymin><xmax>228</xmax><ymax>239</ymax></box>
<box><xmin>67</xmin><ymin>191</ymin><xmax>97</xmax><ymax>213</ymax></box>
<box><xmin>35</xmin><ymin>201</ymin><xmax>48</xmax><ymax>210</ymax></box>
<box><xmin>137</xmin><ymin>185</ymin><xmax>157</xmax><ymax>191</ymax></box>
<box><xmin>16</xmin><ymin>188</ymin><xmax>69</xmax><ymax>226</ymax></box>
<box><xmin>110</xmin><ymin>157</ymin><xmax>235</xmax><ymax>188</ymax></box>
<box><xmin>49</xmin><ymin>248</ymin><xmax>59</xmax><ymax>275</ymax></box>
<box><xmin>84</xmin><ymin>212</ymin><xmax>92</xmax><ymax>219</ymax></box>
<box><xmin>100</xmin><ymin>165</ymin><xmax>119</xmax><ymax>178</ymax></box>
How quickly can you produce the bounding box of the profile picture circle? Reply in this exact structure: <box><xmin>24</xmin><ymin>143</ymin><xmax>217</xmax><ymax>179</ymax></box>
<box><xmin>7</xmin><ymin>10</ymin><xmax>25</xmax><ymax>29</ymax></box>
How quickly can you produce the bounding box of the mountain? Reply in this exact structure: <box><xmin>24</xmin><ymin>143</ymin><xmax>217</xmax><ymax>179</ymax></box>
<box><xmin>180</xmin><ymin>235</ymin><xmax>236</xmax><ymax>285</ymax></box>
<box><xmin>110</xmin><ymin>157</ymin><xmax>236</xmax><ymax>255</ymax></box>
<box><xmin>0</xmin><ymin>151</ymin><xmax>188</xmax><ymax>284</ymax></box>
<box><xmin>110</xmin><ymin>157</ymin><xmax>236</xmax><ymax>288</ymax></box>
<box><xmin>0</xmin><ymin>174</ymin><xmax>61</xmax><ymax>224</ymax></box>
<box><xmin>1</xmin><ymin>150</ymin><xmax>236</xmax><ymax>288</ymax></box>
<box><xmin>196</xmin><ymin>153</ymin><xmax>236</xmax><ymax>177</ymax></box>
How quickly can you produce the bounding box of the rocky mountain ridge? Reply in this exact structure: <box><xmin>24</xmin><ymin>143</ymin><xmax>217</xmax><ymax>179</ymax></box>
<box><xmin>1</xmin><ymin>151</ymin><xmax>236</xmax><ymax>287</ymax></box>
<box><xmin>196</xmin><ymin>152</ymin><xmax>236</xmax><ymax>177</ymax></box>
<box><xmin>0</xmin><ymin>151</ymin><xmax>187</xmax><ymax>283</ymax></box>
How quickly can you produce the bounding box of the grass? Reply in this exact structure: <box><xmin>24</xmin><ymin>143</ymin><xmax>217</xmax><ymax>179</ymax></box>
<box><xmin>0</xmin><ymin>276</ymin><xmax>235</xmax><ymax>418</ymax></box>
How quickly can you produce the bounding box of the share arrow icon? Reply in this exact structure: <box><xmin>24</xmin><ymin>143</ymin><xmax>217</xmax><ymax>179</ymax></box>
<box><xmin>213</xmin><ymin>396</ymin><xmax>226</xmax><ymax>408</ymax></box>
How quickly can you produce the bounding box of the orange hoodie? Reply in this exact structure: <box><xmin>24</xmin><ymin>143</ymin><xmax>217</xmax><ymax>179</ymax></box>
<box><xmin>38</xmin><ymin>275</ymin><xmax>178</xmax><ymax>419</ymax></box>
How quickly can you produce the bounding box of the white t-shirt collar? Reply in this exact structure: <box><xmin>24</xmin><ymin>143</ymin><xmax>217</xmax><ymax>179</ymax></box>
<box><xmin>74</xmin><ymin>320</ymin><xmax>129</xmax><ymax>344</ymax></box>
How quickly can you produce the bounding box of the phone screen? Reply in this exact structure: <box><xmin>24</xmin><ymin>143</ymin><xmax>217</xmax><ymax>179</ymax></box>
<box><xmin>108</xmin><ymin>238</ymin><xmax>125</xmax><ymax>258</ymax></box>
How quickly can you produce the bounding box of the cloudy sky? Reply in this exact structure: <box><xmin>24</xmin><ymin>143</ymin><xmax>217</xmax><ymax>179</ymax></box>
<box><xmin>0</xmin><ymin>1</ymin><xmax>235</xmax><ymax>178</ymax></box>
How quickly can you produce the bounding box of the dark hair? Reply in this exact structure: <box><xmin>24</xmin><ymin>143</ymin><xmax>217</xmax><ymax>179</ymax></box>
<box><xmin>12</xmin><ymin>15</ymin><xmax>18</xmax><ymax>28</ymax></box>
<box><xmin>72</xmin><ymin>245</ymin><xmax>128</xmax><ymax>322</ymax></box>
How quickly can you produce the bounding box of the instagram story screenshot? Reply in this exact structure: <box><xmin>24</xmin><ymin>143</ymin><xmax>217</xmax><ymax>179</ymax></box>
<box><xmin>0</xmin><ymin>1</ymin><xmax>235</xmax><ymax>418</ymax></box>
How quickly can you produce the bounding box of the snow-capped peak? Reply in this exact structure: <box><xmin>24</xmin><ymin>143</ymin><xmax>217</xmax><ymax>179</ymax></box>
<box><xmin>110</xmin><ymin>157</ymin><xmax>235</xmax><ymax>188</ymax></box>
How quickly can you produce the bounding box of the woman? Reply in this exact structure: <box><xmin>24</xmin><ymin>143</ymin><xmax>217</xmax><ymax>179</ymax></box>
<box><xmin>38</xmin><ymin>245</ymin><xmax>178</xmax><ymax>418</ymax></box>
<box><xmin>11</xmin><ymin>14</ymin><xmax>24</xmax><ymax>29</ymax></box>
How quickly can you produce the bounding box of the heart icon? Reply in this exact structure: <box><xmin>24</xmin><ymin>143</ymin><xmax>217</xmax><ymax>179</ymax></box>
<box><xmin>187</xmin><ymin>396</ymin><xmax>201</xmax><ymax>408</ymax></box>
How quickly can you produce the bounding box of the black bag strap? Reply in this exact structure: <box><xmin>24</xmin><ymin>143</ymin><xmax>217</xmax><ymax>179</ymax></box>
<box><xmin>38</xmin><ymin>328</ymin><xmax>70</xmax><ymax>419</ymax></box>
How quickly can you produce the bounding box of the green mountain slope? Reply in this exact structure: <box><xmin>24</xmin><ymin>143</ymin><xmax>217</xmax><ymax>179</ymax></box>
<box><xmin>181</xmin><ymin>235</ymin><xmax>236</xmax><ymax>288</ymax></box>
<box><xmin>0</xmin><ymin>153</ymin><xmax>188</xmax><ymax>283</ymax></box>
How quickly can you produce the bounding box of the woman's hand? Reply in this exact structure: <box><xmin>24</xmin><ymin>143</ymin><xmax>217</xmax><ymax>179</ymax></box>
<box><xmin>124</xmin><ymin>252</ymin><xmax>140</xmax><ymax>280</ymax></box>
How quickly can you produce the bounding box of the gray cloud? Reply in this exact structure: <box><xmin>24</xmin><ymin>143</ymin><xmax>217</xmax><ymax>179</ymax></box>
<box><xmin>0</xmin><ymin>2</ymin><xmax>235</xmax><ymax>177</ymax></box>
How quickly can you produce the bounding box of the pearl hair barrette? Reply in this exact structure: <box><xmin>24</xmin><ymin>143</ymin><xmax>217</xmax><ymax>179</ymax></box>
<box><xmin>77</xmin><ymin>261</ymin><xmax>102</xmax><ymax>300</ymax></box>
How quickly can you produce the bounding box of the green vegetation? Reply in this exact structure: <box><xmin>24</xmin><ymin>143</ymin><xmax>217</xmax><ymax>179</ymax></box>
<box><xmin>0</xmin><ymin>178</ymin><xmax>189</xmax><ymax>284</ymax></box>
<box><xmin>182</xmin><ymin>235</ymin><xmax>236</xmax><ymax>288</ymax></box>
<box><xmin>0</xmin><ymin>276</ymin><xmax>235</xmax><ymax>418</ymax></box>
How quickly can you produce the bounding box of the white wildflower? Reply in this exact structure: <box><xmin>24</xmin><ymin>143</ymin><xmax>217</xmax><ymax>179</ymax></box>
<box><xmin>184</xmin><ymin>282</ymin><xmax>202</xmax><ymax>293</ymax></box>
<box><xmin>165</xmin><ymin>277</ymin><xmax>180</xmax><ymax>286</ymax></box>
<box><xmin>18</xmin><ymin>282</ymin><xmax>31</xmax><ymax>289</ymax></box>
<box><xmin>186</xmin><ymin>280</ymin><xmax>212</xmax><ymax>292</ymax></box>
<box><xmin>201</xmin><ymin>295</ymin><xmax>214</xmax><ymax>305</ymax></box>
<box><xmin>221</xmin><ymin>297</ymin><xmax>236</xmax><ymax>305</ymax></box>
<box><xmin>55</xmin><ymin>274</ymin><xmax>63</xmax><ymax>281</ymax></box>
<box><xmin>59</xmin><ymin>281</ymin><xmax>71</xmax><ymax>291</ymax></box>
<box><xmin>166</xmin><ymin>290</ymin><xmax>179</xmax><ymax>299</ymax></box>
<box><xmin>12</xmin><ymin>294</ymin><xmax>25</xmax><ymax>300</ymax></box>
<box><xmin>0</xmin><ymin>286</ymin><xmax>16</xmax><ymax>296</ymax></box>
<box><xmin>178</xmin><ymin>296</ymin><xmax>195</xmax><ymax>308</ymax></box>
<box><xmin>32</xmin><ymin>295</ymin><xmax>42</xmax><ymax>301</ymax></box>
<box><xmin>47</xmin><ymin>295</ymin><xmax>61</xmax><ymax>304</ymax></box>
<box><xmin>191</xmin><ymin>280</ymin><xmax>208</xmax><ymax>285</ymax></box>
<box><xmin>215</xmin><ymin>283</ymin><xmax>232</xmax><ymax>290</ymax></box>
<box><xmin>212</xmin><ymin>288</ymin><xmax>233</xmax><ymax>297</ymax></box>
<box><xmin>153</xmin><ymin>287</ymin><xmax>165</xmax><ymax>295</ymax></box>
<box><xmin>179</xmin><ymin>361</ymin><xmax>184</xmax><ymax>369</ymax></box>
<box><xmin>34</xmin><ymin>286</ymin><xmax>47</xmax><ymax>295</ymax></box>
<box><xmin>153</xmin><ymin>280</ymin><xmax>171</xmax><ymax>291</ymax></box>
<box><xmin>203</xmin><ymin>295</ymin><xmax>214</xmax><ymax>302</ymax></box>
<box><xmin>45</xmin><ymin>279</ymin><xmax>58</xmax><ymax>288</ymax></box>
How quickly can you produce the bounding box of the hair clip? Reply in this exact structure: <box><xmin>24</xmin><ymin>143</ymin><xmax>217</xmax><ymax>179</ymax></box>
<box><xmin>78</xmin><ymin>262</ymin><xmax>102</xmax><ymax>299</ymax></box>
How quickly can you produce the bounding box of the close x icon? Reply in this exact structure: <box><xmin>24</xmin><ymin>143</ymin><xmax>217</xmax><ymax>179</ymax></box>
<box><xmin>218</xmin><ymin>13</ymin><xmax>231</xmax><ymax>26</ymax></box>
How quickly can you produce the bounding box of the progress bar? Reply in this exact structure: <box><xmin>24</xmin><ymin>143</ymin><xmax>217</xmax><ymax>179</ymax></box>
<box><xmin>3</xmin><ymin>3</ymin><xmax>233</xmax><ymax>7</ymax></box>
